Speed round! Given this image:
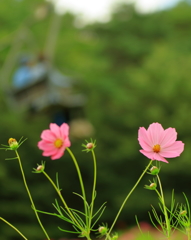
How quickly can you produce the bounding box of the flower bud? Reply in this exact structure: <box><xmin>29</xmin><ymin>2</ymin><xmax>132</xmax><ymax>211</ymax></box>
<box><xmin>86</xmin><ymin>143</ymin><xmax>94</xmax><ymax>149</ymax></box>
<box><xmin>111</xmin><ymin>233</ymin><xmax>118</xmax><ymax>240</ymax></box>
<box><xmin>180</xmin><ymin>210</ymin><xmax>187</xmax><ymax>216</ymax></box>
<box><xmin>8</xmin><ymin>138</ymin><xmax>19</xmax><ymax>150</ymax></box>
<box><xmin>150</xmin><ymin>166</ymin><xmax>160</xmax><ymax>175</ymax></box>
<box><xmin>33</xmin><ymin>162</ymin><xmax>46</xmax><ymax>174</ymax></box>
<box><xmin>145</xmin><ymin>182</ymin><xmax>157</xmax><ymax>190</ymax></box>
<box><xmin>149</xmin><ymin>183</ymin><xmax>157</xmax><ymax>189</ymax></box>
<box><xmin>82</xmin><ymin>140</ymin><xmax>96</xmax><ymax>152</ymax></box>
<box><xmin>36</xmin><ymin>165</ymin><xmax>44</xmax><ymax>172</ymax></box>
<box><xmin>98</xmin><ymin>226</ymin><xmax>108</xmax><ymax>235</ymax></box>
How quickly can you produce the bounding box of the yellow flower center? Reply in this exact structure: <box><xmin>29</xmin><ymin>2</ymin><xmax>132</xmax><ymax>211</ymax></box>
<box><xmin>54</xmin><ymin>139</ymin><xmax>63</xmax><ymax>148</ymax></box>
<box><xmin>153</xmin><ymin>144</ymin><xmax>161</xmax><ymax>153</ymax></box>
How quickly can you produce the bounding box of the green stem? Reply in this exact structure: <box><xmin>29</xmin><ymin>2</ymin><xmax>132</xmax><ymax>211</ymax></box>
<box><xmin>187</xmin><ymin>228</ymin><xmax>191</xmax><ymax>240</ymax></box>
<box><xmin>15</xmin><ymin>150</ymin><xmax>50</xmax><ymax>240</ymax></box>
<box><xmin>156</xmin><ymin>174</ymin><xmax>171</xmax><ymax>239</ymax></box>
<box><xmin>88</xmin><ymin>150</ymin><xmax>97</xmax><ymax>229</ymax></box>
<box><xmin>0</xmin><ymin>217</ymin><xmax>28</xmax><ymax>240</ymax></box>
<box><xmin>42</xmin><ymin>171</ymin><xmax>81</xmax><ymax>228</ymax></box>
<box><xmin>106</xmin><ymin>160</ymin><xmax>153</xmax><ymax>239</ymax></box>
<box><xmin>66</xmin><ymin>148</ymin><xmax>89</xmax><ymax>229</ymax></box>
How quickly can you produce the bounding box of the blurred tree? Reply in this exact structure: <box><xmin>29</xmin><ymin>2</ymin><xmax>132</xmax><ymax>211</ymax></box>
<box><xmin>1</xmin><ymin>0</ymin><xmax>191</xmax><ymax>239</ymax></box>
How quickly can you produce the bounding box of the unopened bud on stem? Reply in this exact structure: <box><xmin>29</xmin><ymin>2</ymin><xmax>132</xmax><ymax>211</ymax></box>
<box><xmin>180</xmin><ymin>210</ymin><xmax>187</xmax><ymax>216</ymax></box>
<box><xmin>150</xmin><ymin>183</ymin><xmax>156</xmax><ymax>189</ymax></box>
<box><xmin>86</xmin><ymin>143</ymin><xmax>94</xmax><ymax>149</ymax></box>
<box><xmin>98</xmin><ymin>226</ymin><xmax>108</xmax><ymax>235</ymax></box>
<box><xmin>8</xmin><ymin>138</ymin><xmax>19</xmax><ymax>150</ymax></box>
<box><xmin>145</xmin><ymin>182</ymin><xmax>157</xmax><ymax>190</ymax></box>
<box><xmin>111</xmin><ymin>233</ymin><xmax>118</xmax><ymax>240</ymax></box>
<box><xmin>82</xmin><ymin>139</ymin><xmax>96</xmax><ymax>152</ymax></box>
<box><xmin>36</xmin><ymin>165</ymin><xmax>44</xmax><ymax>172</ymax></box>
<box><xmin>150</xmin><ymin>166</ymin><xmax>160</xmax><ymax>175</ymax></box>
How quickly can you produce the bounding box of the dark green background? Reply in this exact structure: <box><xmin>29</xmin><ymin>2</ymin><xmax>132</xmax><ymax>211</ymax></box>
<box><xmin>0</xmin><ymin>0</ymin><xmax>191</xmax><ymax>239</ymax></box>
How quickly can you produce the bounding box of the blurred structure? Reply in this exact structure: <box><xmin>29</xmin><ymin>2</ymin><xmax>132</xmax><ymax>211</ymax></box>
<box><xmin>1</xmin><ymin>1</ymin><xmax>94</xmax><ymax>138</ymax></box>
<box><xmin>9</xmin><ymin>53</ymin><xmax>94</xmax><ymax>137</ymax></box>
<box><xmin>10</xmin><ymin>54</ymin><xmax>84</xmax><ymax>110</ymax></box>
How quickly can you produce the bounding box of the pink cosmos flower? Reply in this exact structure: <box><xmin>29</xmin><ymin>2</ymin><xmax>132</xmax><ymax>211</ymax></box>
<box><xmin>138</xmin><ymin>122</ymin><xmax>184</xmax><ymax>163</ymax></box>
<box><xmin>38</xmin><ymin>123</ymin><xmax>71</xmax><ymax>160</ymax></box>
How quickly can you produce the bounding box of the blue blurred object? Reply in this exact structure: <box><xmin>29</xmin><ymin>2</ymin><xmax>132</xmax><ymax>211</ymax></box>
<box><xmin>13</xmin><ymin>57</ymin><xmax>33</xmax><ymax>88</ymax></box>
<box><xmin>13</xmin><ymin>65</ymin><xmax>33</xmax><ymax>88</ymax></box>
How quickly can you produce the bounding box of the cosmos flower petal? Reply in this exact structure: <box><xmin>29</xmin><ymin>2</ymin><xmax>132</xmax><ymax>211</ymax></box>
<box><xmin>42</xmin><ymin>148</ymin><xmax>58</xmax><ymax>157</ymax></box>
<box><xmin>37</xmin><ymin>140</ymin><xmax>54</xmax><ymax>151</ymax></box>
<box><xmin>160</xmin><ymin>128</ymin><xmax>177</xmax><ymax>148</ymax></box>
<box><xmin>160</xmin><ymin>141</ymin><xmax>184</xmax><ymax>158</ymax></box>
<box><xmin>153</xmin><ymin>153</ymin><xmax>169</xmax><ymax>163</ymax></box>
<box><xmin>139</xmin><ymin>150</ymin><xmax>169</xmax><ymax>163</ymax></box>
<box><xmin>51</xmin><ymin>146</ymin><xmax>65</xmax><ymax>160</ymax></box>
<box><xmin>60</xmin><ymin>123</ymin><xmax>69</xmax><ymax>138</ymax></box>
<box><xmin>64</xmin><ymin>138</ymin><xmax>71</xmax><ymax>147</ymax></box>
<box><xmin>38</xmin><ymin>142</ymin><xmax>59</xmax><ymax>156</ymax></box>
<box><xmin>41</xmin><ymin>130</ymin><xmax>56</xmax><ymax>142</ymax></box>
<box><xmin>49</xmin><ymin>123</ymin><xmax>61</xmax><ymax>138</ymax></box>
<box><xmin>147</xmin><ymin>123</ymin><xmax>164</xmax><ymax>146</ymax></box>
<box><xmin>60</xmin><ymin>123</ymin><xmax>71</xmax><ymax>147</ymax></box>
<box><xmin>138</xmin><ymin>127</ymin><xmax>153</xmax><ymax>150</ymax></box>
<box><xmin>139</xmin><ymin>150</ymin><xmax>154</xmax><ymax>159</ymax></box>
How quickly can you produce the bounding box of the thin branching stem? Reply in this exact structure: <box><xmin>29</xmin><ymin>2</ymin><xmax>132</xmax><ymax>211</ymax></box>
<box><xmin>106</xmin><ymin>159</ymin><xmax>153</xmax><ymax>239</ymax></box>
<box><xmin>15</xmin><ymin>150</ymin><xmax>50</xmax><ymax>240</ymax></box>
<box><xmin>42</xmin><ymin>171</ymin><xmax>81</xmax><ymax>229</ymax></box>
<box><xmin>156</xmin><ymin>174</ymin><xmax>171</xmax><ymax>239</ymax></box>
<box><xmin>66</xmin><ymin>148</ymin><xmax>90</xmax><ymax>238</ymax></box>
<box><xmin>88</xmin><ymin>150</ymin><xmax>97</xmax><ymax>230</ymax></box>
<box><xmin>0</xmin><ymin>217</ymin><xmax>28</xmax><ymax>240</ymax></box>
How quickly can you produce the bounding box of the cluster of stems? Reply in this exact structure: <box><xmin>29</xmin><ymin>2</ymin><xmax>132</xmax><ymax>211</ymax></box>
<box><xmin>1</xmin><ymin>139</ymin><xmax>190</xmax><ymax>240</ymax></box>
<box><xmin>145</xmin><ymin>165</ymin><xmax>191</xmax><ymax>240</ymax></box>
<box><xmin>0</xmin><ymin>139</ymin><xmax>154</xmax><ymax>240</ymax></box>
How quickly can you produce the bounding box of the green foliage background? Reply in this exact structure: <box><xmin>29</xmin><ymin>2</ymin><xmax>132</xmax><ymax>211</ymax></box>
<box><xmin>1</xmin><ymin>0</ymin><xmax>191</xmax><ymax>239</ymax></box>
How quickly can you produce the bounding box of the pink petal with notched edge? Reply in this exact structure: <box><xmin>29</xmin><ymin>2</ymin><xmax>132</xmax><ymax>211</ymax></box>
<box><xmin>39</xmin><ymin>142</ymin><xmax>59</xmax><ymax>157</ymax></box>
<box><xmin>60</xmin><ymin>123</ymin><xmax>71</xmax><ymax>147</ymax></box>
<box><xmin>138</xmin><ymin>127</ymin><xmax>153</xmax><ymax>151</ymax></box>
<box><xmin>153</xmin><ymin>153</ymin><xmax>169</xmax><ymax>163</ymax></box>
<box><xmin>140</xmin><ymin>150</ymin><xmax>168</xmax><ymax>163</ymax></box>
<box><xmin>50</xmin><ymin>123</ymin><xmax>61</xmax><ymax>138</ymax></box>
<box><xmin>51</xmin><ymin>147</ymin><xmax>65</xmax><ymax>160</ymax></box>
<box><xmin>42</xmin><ymin>148</ymin><xmax>58</xmax><ymax>157</ymax></box>
<box><xmin>41</xmin><ymin>130</ymin><xmax>56</xmax><ymax>142</ymax></box>
<box><xmin>159</xmin><ymin>128</ymin><xmax>177</xmax><ymax>148</ymax></box>
<box><xmin>139</xmin><ymin>149</ymin><xmax>153</xmax><ymax>159</ymax></box>
<box><xmin>38</xmin><ymin>140</ymin><xmax>54</xmax><ymax>151</ymax></box>
<box><xmin>147</xmin><ymin>123</ymin><xmax>164</xmax><ymax>146</ymax></box>
<box><xmin>60</xmin><ymin>123</ymin><xmax>69</xmax><ymax>138</ymax></box>
<box><xmin>160</xmin><ymin>141</ymin><xmax>184</xmax><ymax>158</ymax></box>
<box><xmin>64</xmin><ymin>138</ymin><xmax>71</xmax><ymax>147</ymax></box>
